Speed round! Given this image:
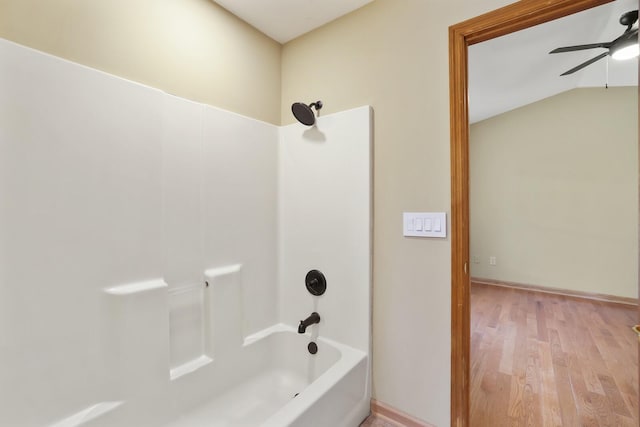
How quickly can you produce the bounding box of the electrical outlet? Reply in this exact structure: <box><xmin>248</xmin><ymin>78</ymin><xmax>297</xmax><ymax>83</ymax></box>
<box><xmin>473</xmin><ymin>256</ymin><xmax>480</xmax><ymax>264</ymax></box>
<box><xmin>489</xmin><ymin>256</ymin><xmax>497</xmax><ymax>266</ymax></box>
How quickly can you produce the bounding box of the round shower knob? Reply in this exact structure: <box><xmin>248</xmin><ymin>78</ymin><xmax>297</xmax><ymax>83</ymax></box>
<box><xmin>305</xmin><ymin>270</ymin><xmax>327</xmax><ymax>296</ymax></box>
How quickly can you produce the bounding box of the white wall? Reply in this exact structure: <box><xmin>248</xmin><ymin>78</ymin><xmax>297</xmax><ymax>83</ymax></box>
<box><xmin>162</xmin><ymin>95</ymin><xmax>279</xmax><ymax>369</ymax></box>
<box><xmin>1</xmin><ymin>38</ymin><xmax>372</xmax><ymax>426</ymax></box>
<box><xmin>470</xmin><ymin>87</ymin><xmax>638</xmax><ymax>299</ymax></box>
<box><xmin>278</xmin><ymin>106</ymin><xmax>372</xmax><ymax>353</ymax></box>
<box><xmin>0</xmin><ymin>38</ymin><xmax>165</xmax><ymax>426</ymax></box>
<box><xmin>0</xmin><ymin>38</ymin><xmax>278</xmax><ymax>426</ymax></box>
<box><xmin>202</xmin><ymin>105</ymin><xmax>279</xmax><ymax>337</ymax></box>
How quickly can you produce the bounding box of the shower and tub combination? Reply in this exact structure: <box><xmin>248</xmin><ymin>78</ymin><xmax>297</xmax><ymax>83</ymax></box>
<box><xmin>0</xmin><ymin>38</ymin><xmax>372</xmax><ymax>427</ymax></box>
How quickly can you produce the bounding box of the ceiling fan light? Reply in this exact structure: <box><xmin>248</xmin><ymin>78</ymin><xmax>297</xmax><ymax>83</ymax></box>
<box><xmin>612</xmin><ymin>43</ymin><xmax>639</xmax><ymax>60</ymax></box>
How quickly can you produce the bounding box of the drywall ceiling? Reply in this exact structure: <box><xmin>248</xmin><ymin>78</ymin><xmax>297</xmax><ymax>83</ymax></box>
<box><xmin>214</xmin><ymin>0</ymin><xmax>637</xmax><ymax>121</ymax></box>
<box><xmin>212</xmin><ymin>0</ymin><xmax>374</xmax><ymax>44</ymax></box>
<box><xmin>469</xmin><ymin>0</ymin><xmax>638</xmax><ymax>123</ymax></box>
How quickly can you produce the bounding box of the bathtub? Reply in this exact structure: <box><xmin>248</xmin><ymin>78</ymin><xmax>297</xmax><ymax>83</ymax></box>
<box><xmin>78</xmin><ymin>324</ymin><xmax>369</xmax><ymax>427</ymax></box>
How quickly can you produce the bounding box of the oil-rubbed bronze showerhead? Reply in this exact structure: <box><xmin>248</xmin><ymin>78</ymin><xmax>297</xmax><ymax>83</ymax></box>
<box><xmin>291</xmin><ymin>101</ymin><xmax>322</xmax><ymax>126</ymax></box>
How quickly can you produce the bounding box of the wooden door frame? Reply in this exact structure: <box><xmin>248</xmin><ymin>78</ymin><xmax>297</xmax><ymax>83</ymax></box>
<box><xmin>449</xmin><ymin>1</ymin><xmax>613</xmax><ymax>426</ymax></box>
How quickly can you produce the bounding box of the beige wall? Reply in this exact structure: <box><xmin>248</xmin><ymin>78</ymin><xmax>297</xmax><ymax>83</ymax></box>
<box><xmin>281</xmin><ymin>1</ymin><xmax>514</xmax><ymax>425</ymax></box>
<box><xmin>470</xmin><ymin>87</ymin><xmax>638</xmax><ymax>299</ymax></box>
<box><xmin>0</xmin><ymin>0</ymin><xmax>282</xmax><ymax>124</ymax></box>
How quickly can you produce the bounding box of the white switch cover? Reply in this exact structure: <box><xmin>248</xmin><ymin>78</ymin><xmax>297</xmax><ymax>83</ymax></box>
<box><xmin>403</xmin><ymin>212</ymin><xmax>446</xmax><ymax>238</ymax></box>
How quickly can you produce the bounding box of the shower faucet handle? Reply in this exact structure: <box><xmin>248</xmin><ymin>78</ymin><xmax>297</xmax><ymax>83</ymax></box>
<box><xmin>305</xmin><ymin>270</ymin><xmax>326</xmax><ymax>296</ymax></box>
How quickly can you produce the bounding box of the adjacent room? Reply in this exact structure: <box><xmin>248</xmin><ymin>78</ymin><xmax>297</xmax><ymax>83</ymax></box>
<box><xmin>468</xmin><ymin>1</ymin><xmax>639</xmax><ymax>424</ymax></box>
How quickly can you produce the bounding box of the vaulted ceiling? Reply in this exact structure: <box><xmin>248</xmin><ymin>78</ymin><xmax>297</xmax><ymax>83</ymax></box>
<box><xmin>469</xmin><ymin>0</ymin><xmax>638</xmax><ymax>123</ymax></box>
<box><xmin>212</xmin><ymin>0</ymin><xmax>374</xmax><ymax>44</ymax></box>
<box><xmin>212</xmin><ymin>0</ymin><xmax>637</xmax><ymax>123</ymax></box>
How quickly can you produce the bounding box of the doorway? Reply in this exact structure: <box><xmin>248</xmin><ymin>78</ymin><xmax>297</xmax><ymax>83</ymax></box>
<box><xmin>448</xmin><ymin>0</ymin><xmax>638</xmax><ymax>426</ymax></box>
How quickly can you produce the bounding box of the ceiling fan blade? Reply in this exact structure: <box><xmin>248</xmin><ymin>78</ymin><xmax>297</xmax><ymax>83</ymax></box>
<box><xmin>560</xmin><ymin>52</ymin><xmax>609</xmax><ymax>76</ymax></box>
<box><xmin>549</xmin><ymin>42</ymin><xmax>609</xmax><ymax>54</ymax></box>
<box><xmin>610</xmin><ymin>28</ymin><xmax>638</xmax><ymax>49</ymax></box>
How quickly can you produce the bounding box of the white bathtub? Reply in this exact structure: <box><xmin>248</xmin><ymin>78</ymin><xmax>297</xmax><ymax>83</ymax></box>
<box><xmin>80</xmin><ymin>324</ymin><xmax>369</xmax><ymax>427</ymax></box>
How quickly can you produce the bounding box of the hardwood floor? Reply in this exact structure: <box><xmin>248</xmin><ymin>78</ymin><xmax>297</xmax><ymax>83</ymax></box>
<box><xmin>470</xmin><ymin>282</ymin><xmax>638</xmax><ymax>426</ymax></box>
<box><xmin>360</xmin><ymin>414</ymin><xmax>401</xmax><ymax>426</ymax></box>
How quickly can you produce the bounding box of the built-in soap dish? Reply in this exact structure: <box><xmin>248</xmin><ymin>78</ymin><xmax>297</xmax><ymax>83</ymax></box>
<box><xmin>170</xmin><ymin>355</ymin><xmax>213</xmax><ymax>381</ymax></box>
<box><xmin>49</xmin><ymin>401</ymin><xmax>124</xmax><ymax>427</ymax></box>
<box><xmin>103</xmin><ymin>279</ymin><xmax>167</xmax><ymax>296</ymax></box>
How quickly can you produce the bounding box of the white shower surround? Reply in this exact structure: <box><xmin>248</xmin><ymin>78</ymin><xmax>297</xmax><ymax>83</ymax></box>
<box><xmin>0</xmin><ymin>38</ymin><xmax>372</xmax><ymax>427</ymax></box>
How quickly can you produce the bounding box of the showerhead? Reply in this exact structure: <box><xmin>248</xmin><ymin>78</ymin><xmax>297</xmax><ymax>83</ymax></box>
<box><xmin>291</xmin><ymin>101</ymin><xmax>323</xmax><ymax>126</ymax></box>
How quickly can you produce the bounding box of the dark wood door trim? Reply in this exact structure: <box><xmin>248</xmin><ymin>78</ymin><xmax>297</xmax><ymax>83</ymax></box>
<box><xmin>448</xmin><ymin>1</ymin><xmax>613</xmax><ymax>426</ymax></box>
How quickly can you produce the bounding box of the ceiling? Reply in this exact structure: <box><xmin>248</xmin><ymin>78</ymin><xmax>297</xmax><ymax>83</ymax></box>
<box><xmin>469</xmin><ymin>0</ymin><xmax>639</xmax><ymax>123</ymax></box>
<box><xmin>212</xmin><ymin>0</ymin><xmax>374</xmax><ymax>44</ymax></box>
<box><xmin>212</xmin><ymin>0</ymin><xmax>637</xmax><ymax>123</ymax></box>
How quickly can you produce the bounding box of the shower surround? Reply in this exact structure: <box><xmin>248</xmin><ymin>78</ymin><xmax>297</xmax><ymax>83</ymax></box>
<box><xmin>0</xmin><ymin>38</ymin><xmax>372</xmax><ymax>426</ymax></box>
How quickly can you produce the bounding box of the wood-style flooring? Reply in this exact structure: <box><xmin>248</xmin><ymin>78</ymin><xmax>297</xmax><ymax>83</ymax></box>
<box><xmin>360</xmin><ymin>414</ymin><xmax>401</xmax><ymax>426</ymax></box>
<box><xmin>470</xmin><ymin>282</ymin><xmax>638</xmax><ymax>426</ymax></box>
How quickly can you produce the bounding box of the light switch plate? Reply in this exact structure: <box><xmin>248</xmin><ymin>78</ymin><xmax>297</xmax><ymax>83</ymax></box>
<box><xmin>403</xmin><ymin>212</ymin><xmax>447</xmax><ymax>238</ymax></box>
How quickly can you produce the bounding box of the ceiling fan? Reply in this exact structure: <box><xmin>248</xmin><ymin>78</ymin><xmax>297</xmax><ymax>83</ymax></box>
<box><xmin>549</xmin><ymin>10</ymin><xmax>639</xmax><ymax>76</ymax></box>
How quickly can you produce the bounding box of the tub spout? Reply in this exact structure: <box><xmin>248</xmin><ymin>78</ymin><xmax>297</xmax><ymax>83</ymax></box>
<box><xmin>298</xmin><ymin>312</ymin><xmax>320</xmax><ymax>334</ymax></box>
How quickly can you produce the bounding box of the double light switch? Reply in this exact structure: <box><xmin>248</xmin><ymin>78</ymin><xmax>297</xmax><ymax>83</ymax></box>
<box><xmin>403</xmin><ymin>212</ymin><xmax>447</xmax><ymax>238</ymax></box>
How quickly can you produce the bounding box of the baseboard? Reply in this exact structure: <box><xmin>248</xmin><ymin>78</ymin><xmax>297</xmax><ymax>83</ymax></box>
<box><xmin>471</xmin><ymin>277</ymin><xmax>638</xmax><ymax>307</ymax></box>
<box><xmin>370</xmin><ymin>399</ymin><xmax>435</xmax><ymax>427</ymax></box>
